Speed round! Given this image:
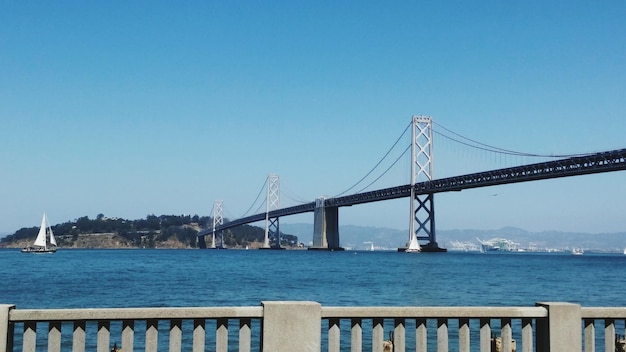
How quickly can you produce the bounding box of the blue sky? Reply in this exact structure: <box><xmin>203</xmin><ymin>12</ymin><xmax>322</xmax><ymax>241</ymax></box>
<box><xmin>1</xmin><ymin>1</ymin><xmax>625</xmax><ymax>235</ymax></box>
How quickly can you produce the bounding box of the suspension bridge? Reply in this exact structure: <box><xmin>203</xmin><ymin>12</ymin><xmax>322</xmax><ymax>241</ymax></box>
<box><xmin>198</xmin><ymin>116</ymin><xmax>626</xmax><ymax>252</ymax></box>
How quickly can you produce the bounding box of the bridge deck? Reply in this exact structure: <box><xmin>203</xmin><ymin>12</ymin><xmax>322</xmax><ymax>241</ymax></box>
<box><xmin>199</xmin><ymin>148</ymin><xmax>626</xmax><ymax>235</ymax></box>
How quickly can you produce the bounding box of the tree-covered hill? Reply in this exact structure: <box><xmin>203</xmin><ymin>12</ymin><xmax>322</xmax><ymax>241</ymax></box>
<box><xmin>0</xmin><ymin>214</ymin><xmax>300</xmax><ymax>249</ymax></box>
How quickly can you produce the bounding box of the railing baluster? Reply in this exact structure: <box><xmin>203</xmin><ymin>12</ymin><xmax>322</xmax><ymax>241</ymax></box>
<box><xmin>605</xmin><ymin>319</ymin><xmax>615</xmax><ymax>352</ymax></box>
<box><xmin>216</xmin><ymin>318</ymin><xmax>228</xmax><ymax>352</ymax></box>
<box><xmin>73</xmin><ymin>320</ymin><xmax>86</xmax><ymax>352</ymax></box>
<box><xmin>122</xmin><ymin>320</ymin><xmax>134</xmax><ymax>352</ymax></box>
<box><xmin>372</xmin><ymin>318</ymin><xmax>384</xmax><ymax>352</ymax></box>
<box><xmin>48</xmin><ymin>321</ymin><xmax>61</xmax><ymax>352</ymax></box>
<box><xmin>501</xmin><ymin>318</ymin><xmax>512</xmax><ymax>352</ymax></box>
<box><xmin>145</xmin><ymin>319</ymin><xmax>158</xmax><ymax>352</ymax></box>
<box><xmin>169</xmin><ymin>319</ymin><xmax>182</xmax><ymax>352</ymax></box>
<box><xmin>193</xmin><ymin>319</ymin><xmax>205</xmax><ymax>352</ymax></box>
<box><xmin>437</xmin><ymin>318</ymin><xmax>448</xmax><ymax>352</ymax></box>
<box><xmin>416</xmin><ymin>318</ymin><xmax>427</xmax><ymax>352</ymax></box>
<box><xmin>521</xmin><ymin>318</ymin><xmax>533</xmax><ymax>352</ymax></box>
<box><xmin>459</xmin><ymin>318</ymin><xmax>470</xmax><ymax>352</ymax></box>
<box><xmin>351</xmin><ymin>318</ymin><xmax>362</xmax><ymax>352</ymax></box>
<box><xmin>97</xmin><ymin>321</ymin><xmax>110</xmax><ymax>352</ymax></box>
<box><xmin>23</xmin><ymin>321</ymin><xmax>36</xmax><ymax>352</ymax></box>
<box><xmin>394</xmin><ymin>318</ymin><xmax>405</xmax><ymax>352</ymax></box>
<box><xmin>479</xmin><ymin>318</ymin><xmax>491</xmax><ymax>352</ymax></box>
<box><xmin>239</xmin><ymin>318</ymin><xmax>251</xmax><ymax>352</ymax></box>
<box><xmin>622</xmin><ymin>320</ymin><xmax>626</xmax><ymax>346</ymax></box>
<box><xmin>584</xmin><ymin>319</ymin><xmax>595</xmax><ymax>352</ymax></box>
<box><xmin>328</xmin><ymin>318</ymin><xmax>340</xmax><ymax>352</ymax></box>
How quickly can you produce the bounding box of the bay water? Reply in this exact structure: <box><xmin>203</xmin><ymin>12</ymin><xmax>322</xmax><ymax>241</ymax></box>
<box><xmin>2</xmin><ymin>248</ymin><xmax>624</xmax><ymax>308</ymax></box>
<box><xmin>2</xmin><ymin>248</ymin><xmax>626</xmax><ymax>351</ymax></box>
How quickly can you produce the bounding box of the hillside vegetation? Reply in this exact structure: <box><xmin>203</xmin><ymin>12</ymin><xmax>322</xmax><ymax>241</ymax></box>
<box><xmin>0</xmin><ymin>214</ymin><xmax>299</xmax><ymax>249</ymax></box>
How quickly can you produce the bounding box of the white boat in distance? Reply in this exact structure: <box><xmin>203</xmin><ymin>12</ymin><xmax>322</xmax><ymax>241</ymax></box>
<box><xmin>572</xmin><ymin>248</ymin><xmax>584</xmax><ymax>255</ymax></box>
<box><xmin>21</xmin><ymin>213</ymin><xmax>57</xmax><ymax>254</ymax></box>
<box><xmin>405</xmin><ymin>235</ymin><xmax>421</xmax><ymax>253</ymax></box>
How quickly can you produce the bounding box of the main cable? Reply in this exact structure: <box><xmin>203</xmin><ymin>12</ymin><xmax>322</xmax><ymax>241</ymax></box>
<box><xmin>334</xmin><ymin>121</ymin><xmax>412</xmax><ymax>197</ymax></box>
<box><xmin>355</xmin><ymin>144</ymin><xmax>411</xmax><ymax>194</ymax></box>
<box><xmin>239</xmin><ymin>179</ymin><xmax>267</xmax><ymax>218</ymax></box>
<box><xmin>433</xmin><ymin>121</ymin><xmax>593</xmax><ymax>158</ymax></box>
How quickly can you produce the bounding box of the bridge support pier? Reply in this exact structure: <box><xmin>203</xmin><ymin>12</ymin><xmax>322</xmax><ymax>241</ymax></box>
<box><xmin>310</xmin><ymin>197</ymin><xmax>344</xmax><ymax>251</ymax></box>
<box><xmin>197</xmin><ymin>235</ymin><xmax>206</xmax><ymax>249</ymax></box>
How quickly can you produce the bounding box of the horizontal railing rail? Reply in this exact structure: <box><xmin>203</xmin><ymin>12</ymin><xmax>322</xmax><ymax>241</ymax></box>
<box><xmin>3</xmin><ymin>302</ymin><xmax>626</xmax><ymax>352</ymax></box>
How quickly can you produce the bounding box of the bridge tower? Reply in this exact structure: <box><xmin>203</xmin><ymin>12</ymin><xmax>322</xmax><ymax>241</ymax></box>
<box><xmin>263</xmin><ymin>174</ymin><xmax>283</xmax><ymax>249</ymax></box>
<box><xmin>211</xmin><ymin>200</ymin><xmax>224</xmax><ymax>249</ymax></box>
<box><xmin>405</xmin><ymin>115</ymin><xmax>446</xmax><ymax>252</ymax></box>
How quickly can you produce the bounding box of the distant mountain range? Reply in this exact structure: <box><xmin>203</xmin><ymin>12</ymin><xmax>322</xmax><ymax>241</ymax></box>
<box><xmin>280</xmin><ymin>223</ymin><xmax>626</xmax><ymax>252</ymax></box>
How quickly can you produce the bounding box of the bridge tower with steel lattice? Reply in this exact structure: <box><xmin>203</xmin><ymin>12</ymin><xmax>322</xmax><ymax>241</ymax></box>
<box><xmin>405</xmin><ymin>116</ymin><xmax>446</xmax><ymax>252</ymax></box>
<box><xmin>263</xmin><ymin>174</ymin><xmax>282</xmax><ymax>249</ymax></box>
<box><xmin>211</xmin><ymin>200</ymin><xmax>224</xmax><ymax>249</ymax></box>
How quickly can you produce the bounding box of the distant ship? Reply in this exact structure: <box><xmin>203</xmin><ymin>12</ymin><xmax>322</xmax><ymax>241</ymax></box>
<box><xmin>476</xmin><ymin>237</ymin><xmax>520</xmax><ymax>253</ymax></box>
<box><xmin>572</xmin><ymin>248</ymin><xmax>584</xmax><ymax>255</ymax></box>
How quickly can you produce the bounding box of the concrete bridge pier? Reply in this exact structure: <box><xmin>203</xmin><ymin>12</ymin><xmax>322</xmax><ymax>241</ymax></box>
<box><xmin>310</xmin><ymin>197</ymin><xmax>344</xmax><ymax>251</ymax></box>
<box><xmin>197</xmin><ymin>235</ymin><xmax>207</xmax><ymax>249</ymax></box>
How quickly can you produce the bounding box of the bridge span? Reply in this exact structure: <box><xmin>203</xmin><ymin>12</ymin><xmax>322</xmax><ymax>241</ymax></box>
<box><xmin>198</xmin><ymin>147</ymin><xmax>626</xmax><ymax>250</ymax></box>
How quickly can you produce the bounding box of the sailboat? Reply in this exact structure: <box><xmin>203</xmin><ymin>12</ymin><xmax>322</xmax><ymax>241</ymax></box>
<box><xmin>405</xmin><ymin>234</ymin><xmax>421</xmax><ymax>253</ymax></box>
<box><xmin>21</xmin><ymin>213</ymin><xmax>57</xmax><ymax>253</ymax></box>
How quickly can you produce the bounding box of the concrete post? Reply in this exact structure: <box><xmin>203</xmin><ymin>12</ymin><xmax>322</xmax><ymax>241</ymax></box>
<box><xmin>535</xmin><ymin>302</ymin><xmax>581</xmax><ymax>352</ymax></box>
<box><xmin>262</xmin><ymin>301</ymin><xmax>321</xmax><ymax>352</ymax></box>
<box><xmin>0</xmin><ymin>305</ymin><xmax>15</xmax><ymax>352</ymax></box>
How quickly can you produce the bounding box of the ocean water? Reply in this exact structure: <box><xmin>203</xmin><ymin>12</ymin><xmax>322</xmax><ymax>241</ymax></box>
<box><xmin>2</xmin><ymin>248</ymin><xmax>625</xmax><ymax>309</ymax></box>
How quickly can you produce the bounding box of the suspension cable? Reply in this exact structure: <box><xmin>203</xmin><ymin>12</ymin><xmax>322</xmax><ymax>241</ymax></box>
<box><xmin>334</xmin><ymin>121</ymin><xmax>412</xmax><ymax>197</ymax></box>
<box><xmin>355</xmin><ymin>144</ymin><xmax>411</xmax><ymax>194</ymax></box>
<box><xmin>253</xmin><ymin>199</ymin><xmax>267</xmax><ymax>216</ymax></box>
<box><xmin>239</xmin><ymin>179</ymin><xmax>267</xmax><ymax>218</ymax></box>
<box><xmin>432</xmin><ymin>121</ymin><xmax>594</xmax><ymax>158</ymax></box>
<box><xmin>281</xmin><ymin>184</ymin><xmax>311</xmax><ymax>204</ymax></box>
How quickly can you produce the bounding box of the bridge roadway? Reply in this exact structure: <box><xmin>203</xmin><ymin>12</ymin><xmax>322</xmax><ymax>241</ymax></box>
<box><xmin>198</xmin><ymin>148</ymin><xmax>626</xmax><ymax>236</ymax></box>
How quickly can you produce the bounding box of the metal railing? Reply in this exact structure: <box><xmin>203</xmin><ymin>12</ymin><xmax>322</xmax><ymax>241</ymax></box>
<box><xmin>2</xmin><ymin>302</ymin><xmax>626</xmax><ymax>351</ymax></box>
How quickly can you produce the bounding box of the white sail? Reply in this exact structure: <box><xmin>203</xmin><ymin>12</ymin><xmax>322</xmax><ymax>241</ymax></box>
<box><xmin>406</xmin><ymin>233</ymin><xmax>421</xmax><ymax>253</ymax></box>
<box><xmin>48</xmin><ymin>215</ymin><xmax>57</xmax><ymax>246</ymax></box>
<box><xmin>33</xmin><ymin>213</ymin><xmax>48</xmax><ymax>247</ymax></box>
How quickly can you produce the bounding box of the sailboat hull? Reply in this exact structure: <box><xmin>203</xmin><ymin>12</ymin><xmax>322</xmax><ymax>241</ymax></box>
<box><xmin>21</xmin><ymin>247</ymin><xmax>57</xmax><ymax>254</ymax></box>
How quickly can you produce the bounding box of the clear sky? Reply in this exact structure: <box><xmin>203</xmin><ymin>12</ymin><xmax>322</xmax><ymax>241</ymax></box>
<box><xmin>1</xmin><ymin>1</ymin><xmax>625</xmax><ymax>236</ymax></box>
